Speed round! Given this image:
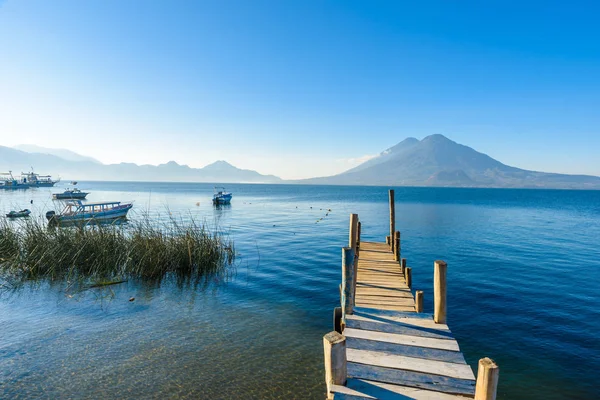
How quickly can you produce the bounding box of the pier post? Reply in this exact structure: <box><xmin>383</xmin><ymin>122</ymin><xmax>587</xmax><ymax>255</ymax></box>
<box><xmin>323</xmin><ymin>331</ymin><xmax>347</xmax><ymax>399</ymax></box>
<box><xmin>342</xmin><ymin>247</ymin><xmax>355</xmax><ymax>319</ymax></box>
<box><xmin>406</xmin><ymin>267</ymin><xmax>412</xmax><ymax>289</ymax></box>
<box><xmin>401</xmin><ymin>258</ymin><xmax>406</xmax><ymax>274</ymax></box>
<box><xmin>475</xmin><ymin>358</ymin><xmax>499</xmax><ymax>400</ymax></box>
<box><xmin>434</xmin><ymin>260</ymin><xmax>447</xmax><ymax>324</ymax></box>
<box><xmin>394</xmin><ymin>231</ymin><xmax>400</xmax><ymax>261</ymax></box>
<box><xmin>415</xmin><ymin>290</ymin><xmax>423</xmax><ymax>313</ymax></box>
<box><xmin>349</xmin><ymin>214</ymin><xmax>358</xmax><ymax>251</ymax></box>
<box><xmin>389</xmin><ymin>189</ymin><xmax>395</xmax><ymax>249</ymax></box>
<box><xmin>386</xmin><ymin>235</ymin><xmax>391</xmax><ymax>245</ymax></box>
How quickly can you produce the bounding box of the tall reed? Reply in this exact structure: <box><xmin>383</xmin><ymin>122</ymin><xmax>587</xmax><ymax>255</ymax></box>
<box><xmin>0</xmin><ymin>215</ymin><xmax>234</xmax><ymax>287</ymax></box>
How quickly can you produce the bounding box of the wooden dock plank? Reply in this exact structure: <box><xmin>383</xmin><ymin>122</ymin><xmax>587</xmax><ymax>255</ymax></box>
<box><xmin>347</xmin><ymin>314</ymin><xmax>450</xmax><ymax>331</ymax></box>
<box><xmin>343</xmin><ymin>328</ymin><xmax>460</xmax><ymax>352</ymax></box>
<box><xmin>348</xmin><ymin>349</ymin><xmax>475</xmax><ymax>380</ymax></box>
<box><xmin>345</xmin><ymin>337</ymin><xmax>467</xmax><ymax>365</ymax></box>
<box><xmin>345</xmin><ymin>319</ymin><xmax>453</xmax><ymax>340</ymax></box>
<box><xmin>347</xmin><ymin>363</ymin><xmax>476</xmax><ymax>397</ymax></box>
<box><xmin>332</xmin><ymin>379</ymin><xmax>474</xmax><ymax>399</ymax></box>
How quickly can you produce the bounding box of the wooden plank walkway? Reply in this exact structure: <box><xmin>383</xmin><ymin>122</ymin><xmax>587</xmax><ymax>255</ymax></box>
<box><xmin>323</xmin><ymin>193</ymin><xmax>498</xmax><ymax>400</ymax></box>
<box><xmin>330</xmin><ymin>242</ymin><xmax>476</xmax><ymax>399</ymax></box>
<box><xmin>354</xmin><ymin>242</ymin><xmax>415</xmax><ymax>312</ymax></box>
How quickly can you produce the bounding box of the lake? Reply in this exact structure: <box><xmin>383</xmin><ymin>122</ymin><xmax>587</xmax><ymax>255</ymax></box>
<box><xmin>1</xmin><ymin>183</ymin><xmax>599</xmax><ymax>399</ymax></box>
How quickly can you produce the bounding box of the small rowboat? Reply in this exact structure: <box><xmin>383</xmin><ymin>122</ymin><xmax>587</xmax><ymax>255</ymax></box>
<box><xmin>6</xmin><ymin>209</ymin><xmax>31</xmax><ymax>218</ymax></box>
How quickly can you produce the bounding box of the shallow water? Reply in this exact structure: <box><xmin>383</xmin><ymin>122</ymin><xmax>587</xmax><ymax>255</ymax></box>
<box><xmin>1</xmin><ymin>183</ymin><xmax>599</xmax><ymax>399</ymax></box>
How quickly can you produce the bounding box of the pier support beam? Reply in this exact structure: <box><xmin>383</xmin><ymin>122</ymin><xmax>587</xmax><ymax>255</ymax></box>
<box><xmin>415</xmin><ymin>290</ymin><xmax>424</xmax><ymax>313</ymax></box>
<box><xmin>342</xmin><ymin>247</ymin><xmax>355</xmax><ymax>319</ymax></box>
<box><xmin>475</xmin><ymin>358</ymin><xmax>499</xmax><ymax>400</ymax></box>
<box><xmin>401</xmin><ymin>258</ymin><xmax>406</xmax><ymax>274</ymax></box>
<box><xmin>394</xmin><ymin>231</ymin><xmax>400</xmax><ymax>261</ymax></box>
<box><xmin>323</xmin><ymin>331</ymin><xmax>347</xmax><ymax>399</ymax></box>
<box><xmin>389</xmin><ymin>189</ymin><xmax>395</xmax><ymax>249</ymax></box>
<box><xmin>405</xmin><ymin>267</ymin><xmax>412</xmax><ymax>289</ymax></box>
<box><xmin>434</xmin><ymin>260</ymin><xmax>447</xmax><ymax>324</ymax></box>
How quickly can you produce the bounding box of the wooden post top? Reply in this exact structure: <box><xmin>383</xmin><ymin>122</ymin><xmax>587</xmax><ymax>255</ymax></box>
<box><xmin>324</xmin><ymin>331</ymin><xmax>345</xmax><ymax>345</ymax></box>
<box><xmin>435</xmin><ymin>260</ymin><xmax>447</xmax><ymax>267</ymax></box>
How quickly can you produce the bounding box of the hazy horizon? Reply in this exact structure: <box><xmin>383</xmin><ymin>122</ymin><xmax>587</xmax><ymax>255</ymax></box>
<box><xmin>1</xmin><ymin>1</ymin><xmax>599</xmax><ymax>179</ymax></box>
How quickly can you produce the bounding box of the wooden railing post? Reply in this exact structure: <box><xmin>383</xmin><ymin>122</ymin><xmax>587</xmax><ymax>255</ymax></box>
<box><xmin>394</xmin><ymin>231</ymin><xmax>400</xmax><ymax>261</ymax></box>
<box><xmin>415</xmin><ymin>290</ymin><xmax>423</xmax><ymax>313</ymax></box>
<box><xmin>389</xmin><ymin>189</ymin><xmax>395</xmax><ymax>249</ymax></box>
<box><xmin>475</xmin><ymin>358</ymin><xmax>499</xmax><ymax>400</ymax></box>
<box><xmin>401</xmin><ymin>258</ymin><xmax>406</xmax><ymax>275</ymax></box>
<box><xmin>349</xmin><ymin>214</ymin><xmax>358</xmax><ymax>251</ymax></box>
<box><xmin>323</xmin><ymin>331</ymin><xmax>347</xmax><ymax>399</ymax></box>
<box><xmin>434</xmin><ymin>260</ymin><xmax>447</xmax><ymax>324</ymax></box>
<box><xmin>341</xmin><ymin>247</ymin><xmax>355</xmax><ymax>320</ymax></box>
<box><xmin>405</xmin><ymin>267</ymin><xmax>412</xmax><ymax>289</ymax></box>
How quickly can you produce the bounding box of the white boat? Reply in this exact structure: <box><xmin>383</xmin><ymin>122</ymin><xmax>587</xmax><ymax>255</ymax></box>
<box><xmin>52</xmin><ymin>188</ymin><xmax>89</xmax><ymax>200</ymax></box>
<box><xmin>21</xmin><ymin>169</ymin><xmax>60</xmax><ymax>187</ymax></box>
<box><xmin>46</xmin><ymin>200</ymin><xmax>133</xmax><ymax>224</ymax></box>
<box><xmin>0</xmin><ymin>171</ymin><xmax>29</xmax><ymax>190</ymax></box>
<box><xmin>213</xmin><ymin>187</ymin><xmax>232</xmax><ymax>204</ymax></box>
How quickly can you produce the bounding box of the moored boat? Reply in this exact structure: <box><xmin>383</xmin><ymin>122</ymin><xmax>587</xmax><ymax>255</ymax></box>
<box><xmin>213</xmin><ymin>187</ymin><xmax>232</xmax><ymax>204</ymax></box>
<box><xmin>0</xmin><ymin>171</ymin><xmax>29</xmax><ymax>190</ymax></box>
<box><xmin>52</xmin><ymin>188</ymin><xmax>89</xmax><ymax>200</ymax></box>
<box><xmin>46</xmin><ymin>200</ymin><xmax>133</xmax><ymax>224</ymax></box>
<box><xmin>6</xmin><ymin>209</ymin><xmax>31</xmax><ymax>218</ymax></box>
<box><xmin>21</xmin><ymin>170</ymin><xmax>60</xmax><ymax>187</ymax></box>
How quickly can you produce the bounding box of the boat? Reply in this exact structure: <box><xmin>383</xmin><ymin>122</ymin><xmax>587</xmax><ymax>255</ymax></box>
<box><xmin>0</xmin><ymin>171</ymin><xmax>29</xmax><ymax>190</ymax></box>
<box><xmin>52</xmin><ymin>188</ymin><xmax>89</xmax><ymax>200</ymax></box>
<box><xmin>46</xmin><ymin>200</ymin><xmax>133</xmax><ymax>224</ymax></box>
<box><xmin>213</xmin><ymin>187</ymin><xmax>232</xmax><ymax>204</ymax></box>
<box><xmin>21</xmin><ymin>169</ymin><xmax>60</xmax><ymax>187</ymax></box>
<box><xmin>6</xmin><ymin>209</ymin><xmax>31</xmax><ymax>218</ymax></box>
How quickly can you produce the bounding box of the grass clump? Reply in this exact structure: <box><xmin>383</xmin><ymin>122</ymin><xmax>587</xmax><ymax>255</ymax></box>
<box><xmin>0</xmin><ymin>215</ymin><xmax>234</xmax><ymax>288</ymax></box>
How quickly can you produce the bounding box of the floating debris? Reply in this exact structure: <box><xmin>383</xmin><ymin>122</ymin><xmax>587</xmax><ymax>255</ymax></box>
<box><xmin>129</xmin><ymin>297</ymin><xmax>135</xmax><ymax>302</ymax></box>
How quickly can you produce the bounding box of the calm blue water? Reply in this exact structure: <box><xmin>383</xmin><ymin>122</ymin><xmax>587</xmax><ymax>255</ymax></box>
<box><xmin>1</xmin><ymin>183</ymin><xmax>599</xmax><ymax>399</ymax></box>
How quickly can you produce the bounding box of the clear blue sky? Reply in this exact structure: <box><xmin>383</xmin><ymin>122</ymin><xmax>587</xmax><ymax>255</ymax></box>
<box><xmin>0</xmin><ymin>0</ymin><xmax>599</xmax><ymax>179</ymax></box>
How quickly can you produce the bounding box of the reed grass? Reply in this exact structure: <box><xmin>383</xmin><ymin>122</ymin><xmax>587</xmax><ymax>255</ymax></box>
<box><xmin>0</xmin><ymin>215</ymin><xmax>234</xmax><ymax>287</ymax></box>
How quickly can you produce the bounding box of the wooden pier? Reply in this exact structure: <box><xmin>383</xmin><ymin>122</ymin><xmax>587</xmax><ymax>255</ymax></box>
<box><xmin>324</xmin><ymin>190</ymin><xmax>499</xmax><ymax>400</ymax></box>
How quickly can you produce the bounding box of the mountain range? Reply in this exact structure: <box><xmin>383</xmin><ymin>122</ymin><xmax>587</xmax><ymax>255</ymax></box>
<box><xmin>2</xmin><ymin>137</ymin><xmax>599</xmax><ymax>189</ymax></box>
<box><xmin>0</xmin><ymin>146</ymin><xmax>282</xmax><ymax>183</ymax></box>
<box><xmin>300</xmin><ymin>134</ymin><xmax>600</xmax><ymax>189</ymax></box>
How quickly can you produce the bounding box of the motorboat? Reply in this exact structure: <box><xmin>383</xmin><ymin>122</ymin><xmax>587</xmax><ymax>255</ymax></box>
<box><xmin>20</xmin><ymin>169</ymin><xmax>60</xmax><ymax>187</ymax></box>
<box><xmin>0</xmin><ymin>171</ymin><xmax>29</xmax><ymax>190</ymax></box>
<box><xmin>52</xmin><ymin>188</ymin><xmax>89</xmax><ymax>200</ymax></box>
<box><xmin>46</xmin><ymin>200</ymin><xmax>133</xmax><ymax>224</ymax></box>
<box><xmin>213</xmin><ymin>187</ymin><xmax>232</xmax><ymax>204</ymax></box>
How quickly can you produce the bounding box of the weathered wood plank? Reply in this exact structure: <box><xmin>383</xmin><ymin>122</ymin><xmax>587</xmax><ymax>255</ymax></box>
<box><xmin>348</xmin><ymin>363</ymin><xmax>476</xmax><ymax>396</ymax></box>
<box><xmin>333</xmin><ymin>378</ymin><xmax>476</xmax><ymax>399</ymax></box>
<box><xmin>353</xmin><ymin>307</ymin><xmax>433</xmax><ymax>320</ymax></box>
<box><xmin>345</xmin><ymin>319</ymin><xmax>453</xmax><ymax>340</ymax></box>
<box><xmin>348</xmin><ymin>349</ymin><xmax>475</xmax><ymax>380</ymax></box>
<box><xmin>346</xmin><ymin>314</ymin><xmax>451</xmax><ymax>332</ymax></box>
<box><xmin>353</xmin><ymin>298</ymin><xmax>415</xmax><ymax>307</ymax></box>
<box><xmin>346</xmin><ymin>337</ymin><xmax>467</xmax><ymax>365</ymax></box>
<box><xmin>355</xmin><ymin>304</ymin><xmax>415</xmax><ymax>312</ymax></box>
<box><xmin>355</xmin><ymin>290</ymin><xmax>414</xmax><ymax>299</ymax></box>
<box><xmin>343</xmin><ymin>328</ymin><xmax>460</xmax><ymax>351</ymax></box>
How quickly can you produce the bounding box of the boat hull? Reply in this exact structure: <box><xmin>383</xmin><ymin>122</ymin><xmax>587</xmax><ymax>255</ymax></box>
<box><xmin>213</xmin><ymin>194</ymin><xmax>232</xmax><ymax>204</ymax></box>
<box><xmin>47</xmin><ymin>204</ymin><xmax>132</xmax><ymax>223</ymax></box>
<box><xmin>53</xmin><ymin>192</ymin><xmax>89</xmax><ymax>200</ymax></box>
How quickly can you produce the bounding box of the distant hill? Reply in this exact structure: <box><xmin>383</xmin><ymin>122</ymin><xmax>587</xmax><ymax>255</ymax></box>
<box><xmin>0</xmin><ymin>146</ymin><xmax>282</xmax><ymax>183</ymax></box>
<box><xmin>13</xmin><ymin>144</ymin><xmax>101</xmax><ymax>164</ymax></box>
<box><xmin>300</xmin><ymin>134</ymin><xmax>600</xmax><ymax>189</ymax></box>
